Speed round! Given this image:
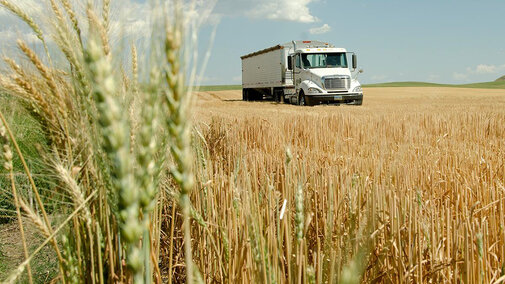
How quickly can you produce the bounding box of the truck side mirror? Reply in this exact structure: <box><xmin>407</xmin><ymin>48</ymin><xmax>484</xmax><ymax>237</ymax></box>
<box><xmin>352</xmin><ymin>54</ymin><xmax>357</xmax><ymax>70</ymax></box>
<box><xmin>287</xmin><ymin>56</ymin><xmax>293</xmax><ymax>70</ymax></box>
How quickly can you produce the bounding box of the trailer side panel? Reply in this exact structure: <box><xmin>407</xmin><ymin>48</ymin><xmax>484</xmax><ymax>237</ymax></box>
<box><xmin>242</xmin><ymin>48</ymin><xmax>284</xmax><ymax>89</ymax></box>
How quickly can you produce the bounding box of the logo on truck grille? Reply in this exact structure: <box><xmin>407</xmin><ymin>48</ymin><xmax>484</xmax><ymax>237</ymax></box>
<box><xmin>324</xmin><ymin>76</ymin><xmax>350</xmax><ymax>91</ymax></box>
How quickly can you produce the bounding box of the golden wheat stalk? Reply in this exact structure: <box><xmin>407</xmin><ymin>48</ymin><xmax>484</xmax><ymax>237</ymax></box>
<box><xmin>102</xmin><ymin>0</ymin><xmax>110</xmax><ymax>30</ymax></box>
<box><xmin>54</xmin><ymin>163</ymin><xmax>92</xmax><ymax>225</ymax></box>
<box><xmin>0</xmin><ymin>118</ymin><xmax>33</xmax><ymax>284</ymax></box>
<box><xmin>3</xmin><ymin>190</ymin><xmax>98</xmax><ymax>284</ymax></box>
<box><xmin>18</xmin><ymin>198</ymin><xmax>51</xmax><ymax>239</ymax></box>
<box><xmin>85</xmin><ymin>31</ymin><xmax>145</xmax><ymax>282</ymax></box>
<box><xmin>162</xmin><ymin>4</ymin><xmax>198</xmax><ymax>281</ymax></box>
<box><xmin>1</xmin><ymin>71</ymin><xmax>69</xmax><ymax>284</ymax></box>
<box><xmin>58</xmin><ymin>0</ymin><xmax>82</xmax><ymax>46</ymax></box>
<box><xmin>0</xmin><ymin>0</ymin><xmax>51</xmax><ymax>60</ymax></box>
<box><xmin>86</xmin><ymin>7</ymin><xmax>110</xmax><ymax>56</ymax></box>
<box><xmin>17</xmin><ymin>40</ymin><xmax>67</xmax><ymax>114</ymax></box>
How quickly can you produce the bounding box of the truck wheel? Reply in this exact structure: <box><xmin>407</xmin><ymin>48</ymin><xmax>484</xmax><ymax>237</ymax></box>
<box><xmin>250</xmin><ymin>90</ymin><xmax>257</xmax><ymax>101</ymax></box>
<box><xmin>274</xmin><ymin>89</ymin><xmax>283</xmax><ymax>103</ymax></box>
<box><xmin>257</xmin><ymin>91</ymin><xmax>263</xmax><ymax>101</ymax></box>
<box><xmin>248</xmin><ymin>89</ymin><xmax>258</xmax><ymax>101</ymax></box>
<box><xmin>242</xmin><ymin>89</ymin><xmax>248</xmax><ymax>101</ymax></box>
<box><xmin>350</xmin><ymin>99</ymin><xmax>362</xmax><ymax>105</ymax></box>
<box><xmin>298</xmin><ymin>91</ymin><xmax>307</xmax><ymax>106</ymax></box>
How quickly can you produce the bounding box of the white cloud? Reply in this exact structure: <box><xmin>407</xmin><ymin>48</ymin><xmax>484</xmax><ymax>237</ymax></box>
<box><xmin>475</xmin><ymin>64</ymin><xmax>497</xmax><ymax>74</ymax></box>
<box><xmin>453</xmin><ymin>63</ymin><xmax>505</xmax><ymax>82</ymax></box>
<box><xmin>0</xmin><ymin>0</ymin><xmax>216</xmax><ymax>54</ymax></box>
<box><xmin>452</xmin><ymin>72</ymin><xmax>468</xmax><ymax>81</ymax></box>
<box><xmin>108</xmin><ymin>1</ymin><xmax>151</xmax><ymax>46</ymax></box>
<box><xmin>309</xmin><ymin>24</ymin><xmax>331</xmax><ymax>35</ymax></box>
<box><xmin>371</xmin><ymin>74</ymin><xmax>388</xmax><ymax>82</ymax></box>
<box><xmin>0</xmin><ymin>0</ymin><xmax>151</xmax><ymax>61</ymax></box>
<box><xmin>215</xmin><ymin>0</ymin><xmax>317</xmax><ymax>23</ymax></box>
<box><xmin>4</xmin><ymin>7</ymin><xmax>47</xmax><ymax>36</ymax></box>
<box><xmin>0</xmin><ymin>3</ymin><xmax>49</xmax><ymax>58</ymax></box>
<box><xmin>465</xmin><ymin>64</ymin><xmax>505</xmax><ymax>75</ymax></box>
<box><xmin>196</xmin><ymin>75</ymin><xmax>219</xmax><ymax>83</ymax></box>
<box><xmin>427</xmin><ymin>74</ymin><xmax>440</xmax><ymax>82</ymax></box>
<box><xmin>1</xmin><ymin>0</ymin><xmax>219</xmax><ymax>85</ymax></box>
<box><xmin>0</xmin><ymin>0</ymin><xmax>45</xmax><ymax>18</ymax></box>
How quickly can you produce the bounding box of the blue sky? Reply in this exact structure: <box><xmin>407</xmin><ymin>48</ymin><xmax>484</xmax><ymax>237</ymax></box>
<box><xmin>197</xmin><ymin>0</ymin><xmax>505</xmax><ymax>85</ymax></box>
<box><xmin>1</xmin><ymin>0</ymin><xmax>504</xmax><ymax>85</ymax></box>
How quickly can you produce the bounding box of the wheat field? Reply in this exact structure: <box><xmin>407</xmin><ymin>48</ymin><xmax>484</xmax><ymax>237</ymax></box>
<box><xmin>174</xmin><ymin>87</ymin><xmax>505</xmax><ymax>283</ymax></box>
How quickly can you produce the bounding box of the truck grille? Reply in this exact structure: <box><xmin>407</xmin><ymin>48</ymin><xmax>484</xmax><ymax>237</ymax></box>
<box><xmin>324</xmin><ymin>76</ymin><xmax>350</xmax><ymax>91</ymax></box>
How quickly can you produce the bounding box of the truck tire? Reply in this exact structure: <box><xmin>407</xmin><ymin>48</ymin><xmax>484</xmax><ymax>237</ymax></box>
<box><xmin>273</xmin><ymin>89</ymin><xmax>283</xmax><ymax>103</ymax></box>
<box><xmin>250</xmin><ymin>89</ymin><xmax>257</xmax><ymax>101</ymax></box>
<box><xmin>298</xmin><ymin>91</ymin><xmax>307</xmax><ymax>106</ymax></box>
<box><xmin>349</xmin><ymin>99</ymin><xmax>362</xmax><ymax>105</ymax></box>
<box><xmin>255</xmin><ymin>90</ymin><xmax>263</xmax><ymax>101</ymax></box>
<box><xmin>242</xmin><ymin>89</ymin><xmax>248</xmax><ymax>101</ymax></box>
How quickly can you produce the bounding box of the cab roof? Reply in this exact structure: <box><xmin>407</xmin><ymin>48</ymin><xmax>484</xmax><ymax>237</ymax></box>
<box><xmin>298</xmin><ymin>47</ymin><xmax>347</xmax><ymax>53</ymax></box>
<box><xmin>240</xmin><ymin>40</ymin><xmax>346</xmax><ymax>60</ymax></box>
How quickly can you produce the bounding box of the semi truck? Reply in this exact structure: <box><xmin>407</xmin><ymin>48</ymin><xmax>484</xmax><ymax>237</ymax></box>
<box><xmin>241</xmin><ymin>40</ymin><xmax>363</xmax><ymax>106</ymax></box>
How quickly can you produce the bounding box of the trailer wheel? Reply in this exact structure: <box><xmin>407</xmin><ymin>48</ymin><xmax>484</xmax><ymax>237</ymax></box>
<box><xmin>273</xmin><ymin>89</ymin><xmax>283</xmax><ymax>103</ymax></box>
<box><xmin>257</xmin><ymin>90</ymin><xmax>264</xmax><ymax>101</ymax></box>
<box><xmin>242</xmin><ymin>89</ymin><xmax>248</xmax><ymax>101</ymax></box>
<box><xmin>250</xmin><ymin>89</ymin><xmax>258</xmax><ymax>101</ymax></box>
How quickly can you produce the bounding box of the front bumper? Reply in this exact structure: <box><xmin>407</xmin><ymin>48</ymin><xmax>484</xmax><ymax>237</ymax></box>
<box><xmin>306</xmin><ymin>92</ymin><xmax>363</xmax><ymax>105</ymax></box>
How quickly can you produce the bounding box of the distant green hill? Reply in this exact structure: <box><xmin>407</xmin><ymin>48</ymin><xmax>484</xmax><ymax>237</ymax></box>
<box><xmin>364</xmin><ymin>81</ymin><xmax>505</xmax><ymax>89</ymax></box>
<box><xmin>195</xmin><ymin>80</ymin><xmax>505</xmax><ymax>91</ymax></box>
<box><xmin>195</xmin><ymin>85</ymin><xmax>241</xmax><ymax>91</ymax></box>
<box><xmin>364</xmin><ymin>81</ymin><xmax>450</xmax><ymax>88</ymax></box>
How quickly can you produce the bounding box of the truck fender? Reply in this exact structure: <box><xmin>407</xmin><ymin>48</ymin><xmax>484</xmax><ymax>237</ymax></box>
<box><xmin>298</xmin><ymin>80</ymin><xmax>317</xmax><ymax>95</ymax></box>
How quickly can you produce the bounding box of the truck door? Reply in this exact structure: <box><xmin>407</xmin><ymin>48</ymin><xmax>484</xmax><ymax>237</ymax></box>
<box><xmin>286</xmin><ymin>55</ymin><xmax>294</xmax><ymax>86</ymax></box>
<box><xmin>293</xmin><ymin>53</ymin><xmax>302</xmax><ymax>93</ymax></box>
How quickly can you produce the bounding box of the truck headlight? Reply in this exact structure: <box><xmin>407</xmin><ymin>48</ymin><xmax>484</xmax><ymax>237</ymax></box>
<box><xmin>352</xmin><ymin>86</ymin><xmax>363</xmax><ymax>93</ymax></box>
<box><xmin>308</xmin><ymin>87</ymin><xmax>322</xmax><ymax>94</ymax></box>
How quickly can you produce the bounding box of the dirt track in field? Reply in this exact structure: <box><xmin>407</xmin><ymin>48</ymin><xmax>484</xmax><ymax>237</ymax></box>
<box><xmin>194</xmin><ymin>87</ymin><xmax>505</xmax><ymax>121</ymax></box>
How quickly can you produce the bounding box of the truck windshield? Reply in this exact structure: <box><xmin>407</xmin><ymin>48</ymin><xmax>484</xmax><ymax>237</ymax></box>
<box><xmin>301</xmin><ymin>53</ymin><xmax>348</xmax><ymax>69</ymax></box>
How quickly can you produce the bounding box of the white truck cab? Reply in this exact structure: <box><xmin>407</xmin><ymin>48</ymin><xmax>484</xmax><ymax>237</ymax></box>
<box><xmin>241</xmin><ymin>40</ymin><xmax>363</xmax><ymax>106</ymax></box>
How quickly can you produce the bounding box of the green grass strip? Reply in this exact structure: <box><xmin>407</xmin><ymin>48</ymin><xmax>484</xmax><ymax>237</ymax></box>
<box><xmin>364</xmin><ymin>81</ymin><xmax>505</xmax><ymax>89</ymax></box>
<box><xmin>194</xmin><ymin>85</ymin><xmax>242</xmax><ymax>91</ymax></box>
<box><xmin>195</xmin><ymin>81</ymin><xmax>505</xmax><ymax>91</ymax></box>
